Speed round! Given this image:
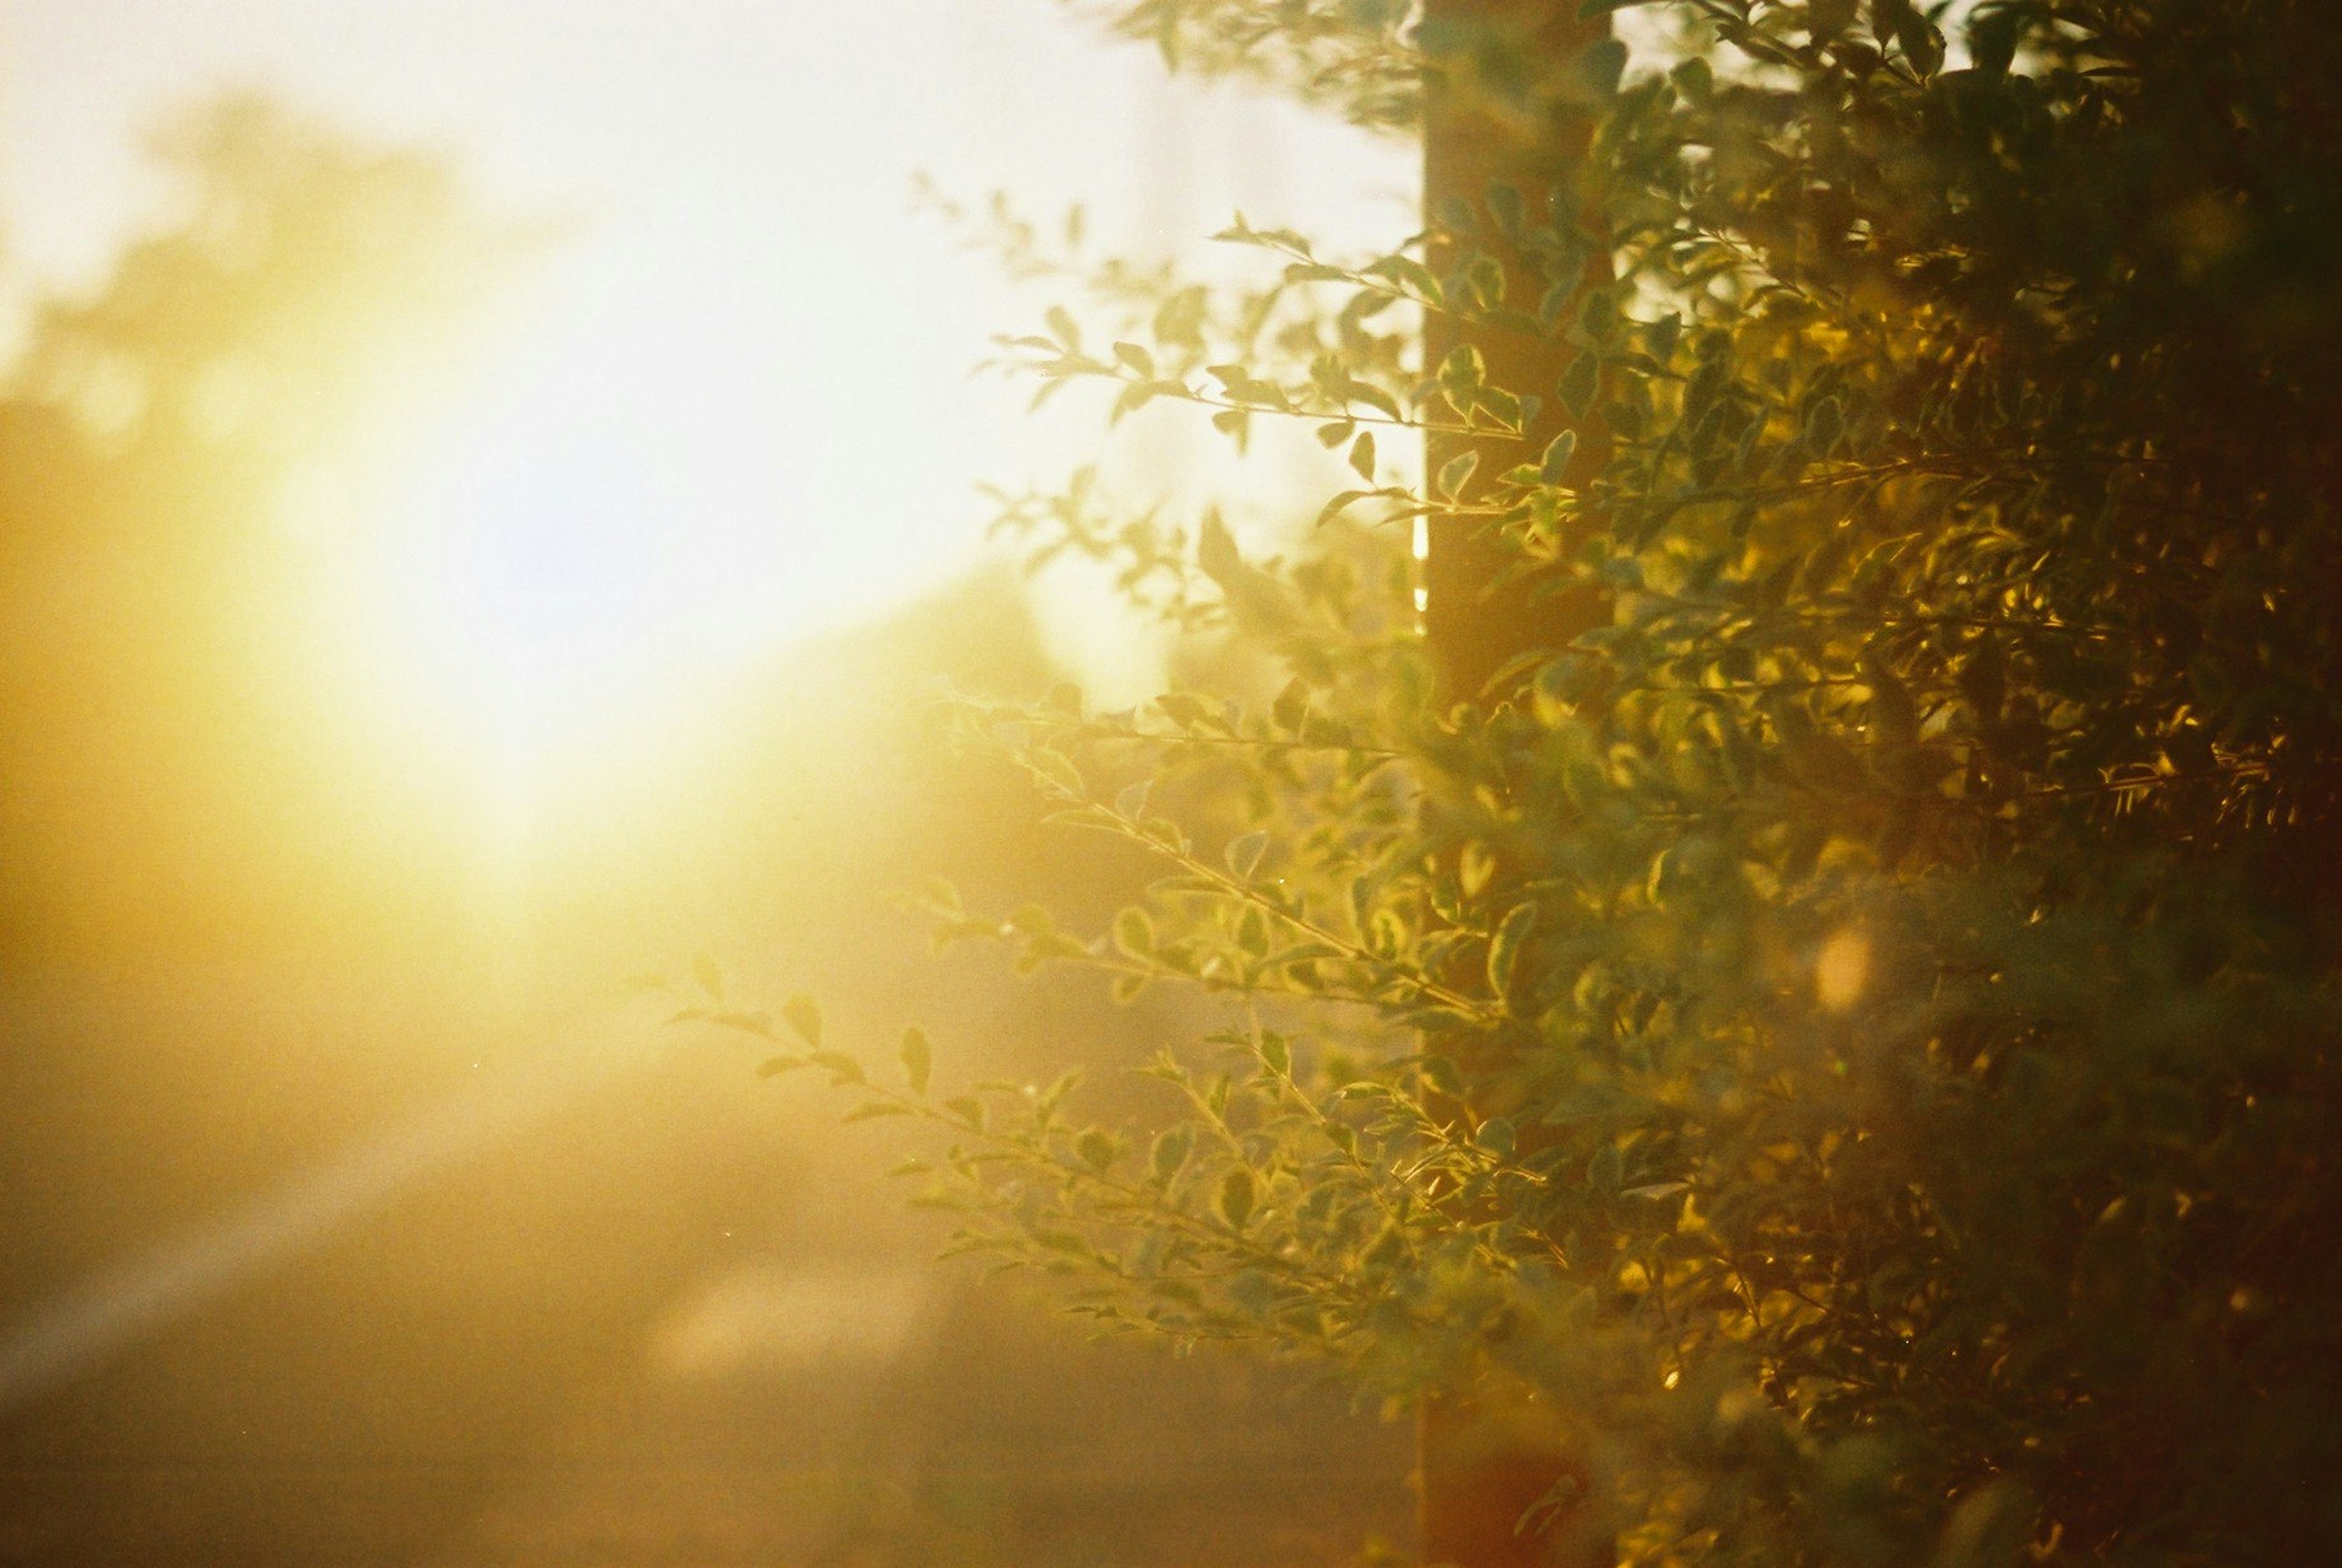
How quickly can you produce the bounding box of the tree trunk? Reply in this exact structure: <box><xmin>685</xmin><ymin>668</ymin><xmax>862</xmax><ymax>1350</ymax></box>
<box><xmin>1418</xmin><ymin>4</ymin><xmax>1613</xmax><ymax>1565</ymax></box>
<box><xmin>1420</xmin><ymin>0</ymin><xmax>1610</xmax><ymax>701</ymax></box>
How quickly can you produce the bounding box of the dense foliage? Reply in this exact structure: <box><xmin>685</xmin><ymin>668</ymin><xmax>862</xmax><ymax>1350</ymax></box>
<box><xmin>729</xmin><ymin>4</ymin><xmax>2342</xmax><ymax>1563</ymax></box>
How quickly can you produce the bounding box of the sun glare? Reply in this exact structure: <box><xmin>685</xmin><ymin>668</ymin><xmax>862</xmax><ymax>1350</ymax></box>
<box><xmin>0</xmin><ymin>0</ymin><xmax>1410</xmax><ymax>966</ymax></box>
<box><xmin>333</xmin><ymin>199</ymin><xmax>1000</xmax><ymax>782</ymax></box>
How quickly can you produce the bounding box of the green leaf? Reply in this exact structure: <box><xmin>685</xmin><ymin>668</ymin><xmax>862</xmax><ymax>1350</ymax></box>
<box><xmin>1435</xmin><ymin>449</ymin><xmax>1480</xmax><ymax>501</ymax></box>
<box><xmin>1460</xmin><ymin>840</ymin><xmax>1496</xmax><ymax>900</ymax></box>
<box><xmin>1151</xmin><ymin>1125</ymin><xmax>1195</xmax><ymax>1183</ymax></box>
<box><xmin>1803</xmin><ymin>396</ymin><xmax>1844</xmax><ymax>454</ymax></box>
<box><xmin>1577</xmin><ymin>288</ymin><xmax>1618</xmax><ymax>342</ymax></box>
<box><xmin>1477</xmin><ymin>385</ymin><xmax>1522</xmax><ymax>432</ymax></box>
<box><xmin>1272</xmin><ymin>676</ymin><xmax>1309</xmax><ymax>734</ymax></box>
<box><xmin>1463</xmin><ymin>252</ymin><xmax>1506</xmax><ymax>309</ymax></box>
<box><xmin>1488</xmin><ymin>902</ymin><xmax>1536</xmax><ymax>1000</ymax></box>
<box><xmin>1225</xmin><ymin>831</ymin><xmax>1270</xmax><ymax>879</ymax></box>
<box><xmin>1257</xmin><ymin>1033</ymin><xmax>1291</xmax><ymax>1076</ymax></box>
<box><xmin>1437</xmin><ymin>343</ymin><xmax>1484</xmax><ymax>413</ymax></box>
<box><xmin>1863</xmin><ymin>657</ymin><xmax>1919</xmax><ymax>746</ymax></box>
<box><xmin>1152</xmin><ymin>285</ymin><xmax>1206</xmax><ymax>348</ymax></box>
<box><xmin>1216</xmin><ymin>1166</ymin><xmax>1256</xmax><ymax>1230</ymax></box>
<box><xmin>1110</xmin><ymin>380</ymin><xmax>1162</xmax><ymax>423</ymax></box>
<box><xmin>1347</xmin><ymin>381</ymin><xmax>1403</xmax><ymax>421</ymax></box>
<box><xmin>1574</xmin><ymin>36</ymin><xmax>1628</xmax><ymax>98</ymax></box>
<box><xmin>1539</xmin><ymin>430</ymin><xmax>1579</xmax><ymax>484</ymax></box>
<box><xmin>782</xmin><ymin>993</ymin><xmax>823</xmax><ymax>1048</ymax></box>
<box><xmin>811</xmin><ymin>1050</ymin><xmax>865</xmax><ymax>1085</ymax></box>
<box><xmin>1348</xmin><ymin>431</ymin><xmax>1376</xmax><ymax>482</ymax></box>
<box><xmin>1589</xmin><ymin>1142</ymin><xmax>1622</xmax><ymax>1193</ymax></box>
<box><xmin>1154</xmin><ymin>692</ymin><xmax>1210</xmax><ymax>729</ymax></box>
<box><xmin>1364</xmin><ymin>253</ymin><xmax>1444</xmax><ymax>307</ymax></box>
<box><xmin>1197</xmin><ymin>510</ymin><xmax>1244</xmax><ymax>585</ymax></box>
<box><xmin>1314</xmin><ymin>488</ymin><xmax>1374</xmax><ymax>529</ymax></box>
<box><xmin>1895</xmin><ymin>12</ymin><xmax>1945</xmax><ymax>76</ymax></box>
<box><xmin>1114</xmin><ymin>906</ymin><xmax>1156</xmax><ymax>958</ymax></box>
<box><xmin>900</xmin><ymin>1026</ymin><xmax>933</xmax><ymax>1096</ymax></box>
<box><xmin>1968</xmin><ymin>9</ymin><xmax>2019</xmax><ymax>77</ymax></box>
<box><xmin>1558</xmin><ymin>353</ymin><xmax>1599</xmax><ymax>417</ymax></box>
<box><xmin>1958</xmin><ymin>634</ymin><xmax>2006</xmax><ymax>722</ymax></box>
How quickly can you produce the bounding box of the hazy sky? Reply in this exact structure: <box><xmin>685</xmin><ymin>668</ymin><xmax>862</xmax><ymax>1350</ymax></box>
<box><xmin>0</xmin><ymin>1</ymin><xmax>1408</xmax><ymax>717</ymax></box>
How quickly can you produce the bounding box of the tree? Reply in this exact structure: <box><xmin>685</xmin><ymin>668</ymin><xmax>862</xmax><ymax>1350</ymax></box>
<box><xmin>730</xmin><ymin>3</ymin><xmax>2342</xmax><ymax>1563</ymax></box>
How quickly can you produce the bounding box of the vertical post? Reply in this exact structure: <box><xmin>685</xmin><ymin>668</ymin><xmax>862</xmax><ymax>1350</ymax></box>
<box><xmin>1420</xmin><ymin>0</ymin><xmax>1610</xmax><ymax>700</ymax></box>
<box><xmin>1417</xmin><ymin>4</ymin><xmax>1613</xmax><ymax>1566</ymax></box>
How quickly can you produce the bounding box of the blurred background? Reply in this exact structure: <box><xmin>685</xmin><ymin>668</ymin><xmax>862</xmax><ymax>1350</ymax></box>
<box><xmin>0</xmin><ymin>4</ymin><xmax>1419</xmax><ymax>1563</ymax></box>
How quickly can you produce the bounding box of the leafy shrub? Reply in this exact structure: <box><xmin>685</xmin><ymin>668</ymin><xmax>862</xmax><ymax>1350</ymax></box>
<box><xmin>729</xmin><ymin>4</ymin><xmax>2342</xmax><ymax>1563</ymax></box>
